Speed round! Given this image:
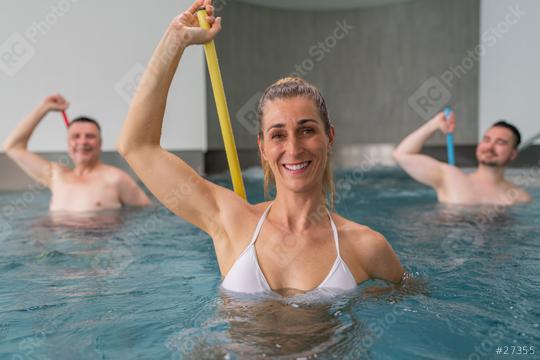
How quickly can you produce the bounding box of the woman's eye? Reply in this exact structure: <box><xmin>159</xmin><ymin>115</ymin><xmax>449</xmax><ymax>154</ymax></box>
<box><xmin>302</xmin><ymin>128</ymin><xmax>314</xmax><ymax>135</ymax></box>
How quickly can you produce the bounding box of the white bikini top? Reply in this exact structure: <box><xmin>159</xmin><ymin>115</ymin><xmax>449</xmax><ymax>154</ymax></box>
<box><xmin>222</xmin><ymin>203</ymin><xmax>357</xmax><ymax>294</ymax></box>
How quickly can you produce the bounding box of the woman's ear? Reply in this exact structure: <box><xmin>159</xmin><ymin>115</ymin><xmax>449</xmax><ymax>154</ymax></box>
<box><xmin>328</xmin><ymin>125</ymin><xmax>335</xmax><ymax>150</ymax></box>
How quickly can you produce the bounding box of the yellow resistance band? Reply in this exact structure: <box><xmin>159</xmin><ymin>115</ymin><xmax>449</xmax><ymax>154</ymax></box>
<box><xmin>196</xmin><ymin>9</ymin><xmax>247</xmax><ymax>200</ymax></box>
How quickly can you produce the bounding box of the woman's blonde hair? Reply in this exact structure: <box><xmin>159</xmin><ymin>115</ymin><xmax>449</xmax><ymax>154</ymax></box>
<box><xmin>256</xmin><ymin>77</ymin><xmax>335</xmax><ymax>209</ymax></box>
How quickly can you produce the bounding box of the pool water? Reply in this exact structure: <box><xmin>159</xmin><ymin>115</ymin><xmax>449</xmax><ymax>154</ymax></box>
<box><xmin>0</xmin><ymin>167</ymin><xmax>539</xmax><ymax>359</ymax></box>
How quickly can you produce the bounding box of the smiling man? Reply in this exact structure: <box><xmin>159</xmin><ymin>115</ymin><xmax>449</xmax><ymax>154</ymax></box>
<box><xmin>393</xmin><ymin>112</ymin><xmax>531</xmax><ymax>205</ymax></box>
<box><xmin>3</xmin><ymin>94</ymin><xmax>150</xmax><ymax>212</ymax></box>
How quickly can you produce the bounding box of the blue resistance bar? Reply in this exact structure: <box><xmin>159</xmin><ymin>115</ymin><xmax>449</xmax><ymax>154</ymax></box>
<box><xmin>443</xmin><ymin>106</ymin><xmax>455</xmax><ymax>166</ymax></box>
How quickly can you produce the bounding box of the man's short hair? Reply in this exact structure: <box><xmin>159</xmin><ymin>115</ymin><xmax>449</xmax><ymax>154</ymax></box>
<box><xmin>492</xmin><ymin>120</ymin><xmax>521</xmax><ymax>148</ymax></box>
<box><xmin>69</xmin><ymin>116</ymin><xmax>101</xmax><ymax>132</ymax></box>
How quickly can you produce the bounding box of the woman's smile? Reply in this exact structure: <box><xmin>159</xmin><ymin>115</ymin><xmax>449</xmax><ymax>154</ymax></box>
<box><xmin>282</xmin><ymin>160</ymin><xmax>312</xmax><ymax>174</ymax></box>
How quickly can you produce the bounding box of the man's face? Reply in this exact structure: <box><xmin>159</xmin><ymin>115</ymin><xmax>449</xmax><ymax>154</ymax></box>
<box><xmin>476</xmin><ymin>126</ymin><xmax>517</xmax><ymax>167</ymax></box>
<box><xmin>67</xmin><ymin>122</ymin><xmax>101</xmax><ymax>165</ymax></box>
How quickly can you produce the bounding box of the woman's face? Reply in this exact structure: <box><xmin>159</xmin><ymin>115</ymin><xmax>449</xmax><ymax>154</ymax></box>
<box><xmin>258</xmin><ymin>96</ymin><xmax>334</xmax><ymax>194</ymax></box>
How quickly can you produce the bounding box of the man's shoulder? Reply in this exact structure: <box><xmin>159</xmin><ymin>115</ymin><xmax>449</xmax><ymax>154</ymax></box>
<box><xmin>50</xmin><ymin>161</ymin><xmax>70</xmax><ymax>175</ymax></box>
<box><xmin>439</xmin><ymin>165</ymin><xmax>471</xmax><ymax>191</ymax></box>
<box><xmin>100</xmin><ymin>164</ymin><xmax>132</xmax><ymax>183</ymax></box>
<box><xmin>505</xmin><ymin>182</ymin><xmax>532</xmax><ymax>203</ymax></box>
<box><xmin>442</xmin><ymin>164</ymin><xmax>469</xmax><ymax>179</ymax></box>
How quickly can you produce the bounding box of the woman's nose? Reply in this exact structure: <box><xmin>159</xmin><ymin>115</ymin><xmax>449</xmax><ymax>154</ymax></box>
<box><xmin>285</xmin><ymin>136</ymin><xmax>302</xmax><ymax>156</ymax></box>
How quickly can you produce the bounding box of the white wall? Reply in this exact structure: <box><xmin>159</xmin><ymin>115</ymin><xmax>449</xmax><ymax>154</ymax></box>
<box><xmin>480</xmin><ymin>0</ymin><xmax>540</xmax><ymax>143</ymax></box>
<box><xmin>0</xmin><ymin>0</ymin><xmax>206</xmax><ymax>152</ymax></box>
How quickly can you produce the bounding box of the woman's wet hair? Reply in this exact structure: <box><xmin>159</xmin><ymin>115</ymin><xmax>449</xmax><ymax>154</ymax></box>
<box><xmin>256</xmin><ymin>77</ymin><xmax>335</xmax><ymax>208</ymax></box>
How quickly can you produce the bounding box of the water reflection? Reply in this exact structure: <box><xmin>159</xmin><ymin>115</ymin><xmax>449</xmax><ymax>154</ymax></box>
<box><xmin>23</xmin><ymin>208</ymin><xmax>139</xmax><ymax>280</ymax></box>
<box><xmin>166</xmin><ymin>288</ymin><xmax>413</xmax><ymax>359</ymax></box>
<box><xmin>429</xmin><ymin>203</ymin><xmax>514</xmax><ymax>228</ymax></box>
<box><xmin>40</xmin><ymin>210</ymin><xmax>125</xmax><ymax>230</ymax></box>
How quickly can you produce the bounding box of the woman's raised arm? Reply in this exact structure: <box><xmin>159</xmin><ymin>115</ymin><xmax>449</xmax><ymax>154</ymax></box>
<box><xmin>117</xmin><ymin>0</ymin><xmax>240</xmax><ymax>237</ymax></box>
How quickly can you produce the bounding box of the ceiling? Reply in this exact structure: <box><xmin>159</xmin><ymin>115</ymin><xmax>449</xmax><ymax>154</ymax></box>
<box><xmin>236</xmin><ymin>0</ymin><xmax>413</xmax><ymax>11</ymax></box>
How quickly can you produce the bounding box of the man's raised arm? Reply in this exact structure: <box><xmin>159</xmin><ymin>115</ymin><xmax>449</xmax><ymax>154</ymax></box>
<box><xmin>392</xmin><ymin>112</ymin><xmax>455</xmax><ymax>189</ymax></box>
<box><xmin>3</xmin><ymin>95</ymin><xmax>69</xmax><ymax>187</ymax></box>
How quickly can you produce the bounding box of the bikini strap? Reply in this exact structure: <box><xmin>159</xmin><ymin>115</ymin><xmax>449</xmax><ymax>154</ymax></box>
<box><xmin>248</xmin><ymin>202</ymin><xmax>273</xmax><ymax>246</ymax></box>
<box><xmin>325</xmin><ymin>208</ymin><xmax>341</xmax><ymax>258</ymax></box>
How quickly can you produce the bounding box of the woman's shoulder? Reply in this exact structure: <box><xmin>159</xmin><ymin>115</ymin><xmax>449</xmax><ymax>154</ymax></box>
<box><xmin>219</xmin><ymin>200</ymin><xmax>272</xmax><ymax>240</ymax></box>
<box><xmin>333</xmin><ymin>212</ymin><xmax>403</xmax><ymax>282</ymax></box>
<box><xmin>331</xmin><ymin>212</ymin><xmax>391</xmax><ymax>256</ymax></box>
<box><xmin>252</xmin><ymin>201</ymin><xmax>273</xmax><ymax>212</ymax></box>
<box><xmin>331</xmin><ymin>213</ymin><xmax>382</xmax><ymax>239</ymax></box>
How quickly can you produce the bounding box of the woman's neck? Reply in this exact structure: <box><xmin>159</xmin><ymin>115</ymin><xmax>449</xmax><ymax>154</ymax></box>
<box><xmin>270</xmin><ymin>188</ymin><xmax>328</xmax><ymax>233</ymax></box>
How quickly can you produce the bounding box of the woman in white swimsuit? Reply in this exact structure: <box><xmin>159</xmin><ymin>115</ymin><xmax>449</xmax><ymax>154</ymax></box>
<box><xmin>118</xmin><ymin>0</ymin><xmax>404</xmax><ymax>295</ymax></box>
